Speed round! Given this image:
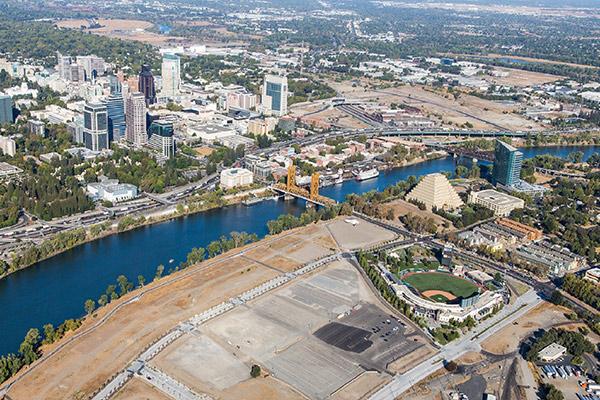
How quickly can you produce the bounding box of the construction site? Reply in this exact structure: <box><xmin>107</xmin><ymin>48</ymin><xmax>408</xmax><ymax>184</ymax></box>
<box><xmin>1</xmin><ymin>217</ymin><xmax>437</xmax><ymax>400</ymax></box>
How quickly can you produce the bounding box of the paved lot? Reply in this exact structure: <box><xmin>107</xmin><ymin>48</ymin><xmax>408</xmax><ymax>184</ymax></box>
<box><xmin>159</xmin><ymin>260</ymin><xmax>434</xmax><ymax>400</ymax></box>
<box><xmin>154</xmin><ymin>333</ymin><xmax>249</xmax><ymax>391</ymax></box>
<box><xmin>266</xmin><ymin>340</ymin><xmax>363</xmax><ymax>399</ymax></box>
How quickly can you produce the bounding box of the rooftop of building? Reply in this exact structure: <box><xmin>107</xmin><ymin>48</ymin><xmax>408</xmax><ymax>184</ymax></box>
<box><xmin>470</xmin><ymin>189</ymin><xmax>524</xmax><ymax>206</ymax></box>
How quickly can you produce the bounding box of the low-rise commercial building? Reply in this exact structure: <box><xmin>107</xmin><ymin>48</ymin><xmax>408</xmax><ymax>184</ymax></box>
<box><xmin>186</xmin><ymin>124</ymin><xmax>236</xmax><ymax>144</ymax></box>
<box><xmin>86</xmin><ymin>178</ymin><xmax>138</xmax><ymax>203</ymax></box>
<box><xmin>28</xmin><ymin>120</ymin><xmax>46</xmax><ymax>136</ymax></box>
<box><xmin>496</xmin><ymin>218</ymin><xmax>543</xmax><ymax>241</ymax></box>
<box><xmin>0</xmin><ymin>162</ymin><xmax>22</xmax><ymax>178</ymax></box>
<box><xmin>468</xmin><ymin>189</ymin><xmax>524</xmax><ymax>217</ymax></box>
<box><xmin>538</xmin><ymin>343</ymin><xmax>566</xmax><ymax>362</ymax></box>
<box><xmin>220</xmin><ymin>168</ymin><xmax>253</xmax><ymax>189</ymax></box>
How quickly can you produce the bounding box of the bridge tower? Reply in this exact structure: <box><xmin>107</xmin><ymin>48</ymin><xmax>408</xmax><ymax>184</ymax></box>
<box><xmin>287</xmin><ymin>165</ymin><xmax>296</xmax><ymax>190</ymax></box>
<box><xmin>310</xmin><ymin>172</ymin><xmax>320</xmax><ymax>200</ymax></box>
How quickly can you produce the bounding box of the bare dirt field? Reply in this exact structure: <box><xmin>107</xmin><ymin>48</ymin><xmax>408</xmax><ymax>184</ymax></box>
<box><xmin>56</xmin><ymin>18</ymin><xmax>183</xmax><ymax>45</ymax></box>
<box><xmin>381</xmin><ymin>199</ymin><xmax>454</xmax><ymax>232</ymax></box>
<box><xmin>326</xmin><ymin>80</ymin><xmax>546</xmax><ymax>131</ymax></box>
<box><xmin>113</xmin><ymin>377</ymin><xmax>171</xmax><ymax>400</ymax></box>
<box><xmin>484</xmin><ymin>66</ymin><xmax>563</xmax><ymax>86</ymax></box>
<box><xmin>481</xmin><ymin>301</ymin><xmax>571</xmax><ymax>355</ymax></box>
<box><xmin>4</xmin><ymin>217</ymin><xmax>400</xmax><ymax>400</ymax></box>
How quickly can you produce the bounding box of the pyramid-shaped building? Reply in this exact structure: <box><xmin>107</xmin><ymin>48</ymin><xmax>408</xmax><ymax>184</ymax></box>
<box><xmin>405</xmin><ymin>173</ymin><xmax>464</xmax><ymax>211</ymax></box>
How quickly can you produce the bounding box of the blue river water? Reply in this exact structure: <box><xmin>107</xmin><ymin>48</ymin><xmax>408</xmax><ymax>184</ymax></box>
<box><xmin>0</xmin><ymin>145</ymin><xmax>597</xmax><ymax>355</ymax></box>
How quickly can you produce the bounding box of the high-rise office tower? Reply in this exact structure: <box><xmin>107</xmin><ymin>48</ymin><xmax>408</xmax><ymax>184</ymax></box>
<box><xmin>125</xmin><ymin>92</ymin><xmax>147</xmax><ymax>146</ymax></box>
<box><xmin>138</xmin><ymin>65</ymin><xmax>156</xmax><ymax>106</ymax></box>
<box><xmin>493</xmin><ymin>140</ymin><xmax>523</xmax><ymax>187</ymax></box>
<box><xmin>161</xmin><ymin>54</ymin><xmax>181</xmax><ymax>98</ymax></box>
<box><xmin>108</xmin><ymin>73</ymin><xmax>122</xmax><ymax>95</ymax></box>
<box><xmin>262</xmin><ymin>74</ymin><xmax>288</xmax><ymax>116</ymax></box>
<box><xmin>83</xmin><ymin>101</ymin><xmax>109</xmax><ymax>151</ymax></box>
<box><xmin>106</xmin><ymin>93</ymin><xmax>126</xmax><ymax>142</ymax></box>
<box><xmin>0</xmin><ymin>95</ymin><xmax>14</xmax><ymax>124</ymax></box>
<box><xmin>148</xmin><ymin>120</ymin><xmax>176</xmax><ymax>158</ymax></box>
<box><xmin>56</xmin><ymin>52</ymin><xmax>72</xmax><ymax>81</ymax></box>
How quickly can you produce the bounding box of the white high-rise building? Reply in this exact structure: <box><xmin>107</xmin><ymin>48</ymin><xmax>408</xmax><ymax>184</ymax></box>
<box><xmin>262</xmin><ymin>74</ymin><xmax>288</xmax><ymax>116</ymax></box>
<box><xmin>125</xmin><ymin>92</ymin><xmax>147</xmax><ymax>146</ymax></box>
<box><xmin>56</xmin><ymin>52</ymin><xmax>72</xmax><ymax>81</ymax></box>
<box><xmin>161</xmin><ymin>54</ymin><xmax>181</xmax><ymax>98</ymax></box>
<box><xmin>76</xmin><ymin>55</ymin><xmax>106</xmax><ymax>80</ymax></box>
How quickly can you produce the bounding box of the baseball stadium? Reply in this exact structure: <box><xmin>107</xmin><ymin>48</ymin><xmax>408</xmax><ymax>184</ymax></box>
<box><xmin>392</xmin><ymin>270</ymin><xmax>503</xmax><ymax>323</ymax></box>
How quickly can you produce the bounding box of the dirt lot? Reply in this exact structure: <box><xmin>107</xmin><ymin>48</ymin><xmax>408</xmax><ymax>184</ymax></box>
<box><xmin>113</xmin><ymin>377</ymin><xmax>171</xmax><ymax>400</ymax></box>
<box><xmin>327</xmin><ymin>80</ymin><xmax>546</xmax><ymax>131</ymax></box>
<box><xmin>56</xmin><ymin>18</ymin><xmax>183</xmax><ymax>45</ymax></box>
<box><xmin>4</xmin><ymin>217</ymin><xmax>399</xmax><ymax>400</ymax></box>
<box><xmin>381</xmin><ymin>199</ymin><xmax>454</xmax><ymax>232</ymax></box>
<box><xmin>481</xmin><ymin>301</ymin><xmax>572</xmax><ymax>355</ymax></box>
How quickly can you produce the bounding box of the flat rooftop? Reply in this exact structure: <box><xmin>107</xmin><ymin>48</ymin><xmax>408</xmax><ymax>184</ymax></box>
<box><xmin>471</xmin><ymin>189</ymin><xmax>524</xmax><ymax>206</ymax></box>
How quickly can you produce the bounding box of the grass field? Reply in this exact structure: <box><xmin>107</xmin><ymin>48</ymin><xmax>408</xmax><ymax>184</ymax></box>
<box><xmin>403</xmin><ymin>272</ymin><xmax>479</xmax><ymax>299</ymax></box>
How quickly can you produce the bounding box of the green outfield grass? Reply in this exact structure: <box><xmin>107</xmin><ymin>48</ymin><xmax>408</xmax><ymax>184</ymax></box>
<box><xmin>403</xmin><ymin>272</ymin><xmax>479</xmax><ymax>299</ymax></box>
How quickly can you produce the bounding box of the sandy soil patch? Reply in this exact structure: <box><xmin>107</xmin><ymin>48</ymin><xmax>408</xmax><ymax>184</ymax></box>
<box><xmin>481</xmin><ymin>301</ymin><xmax>571</xmax><ymax>354</ymax></box>
<box><xmin>153</xmin><ymin>333</ymin><xmax>250</xmax><ymax>392</ymax></box>
<box><xmin>331</xmin><ymin>371</ymin><xmax>391</xmax><ymax>400</ymax></box>
<box><xmin>422</xmin><ymin>289</ymin><xmax>457</xmax><ymax>301</ymax></box>
<box><xmin>326</xmin><ymin>218</ymin><xmax>397</xmax><ymax>250</ymax></box>
<box><xmin>220</xmin><ymin>375</ymin><xmax>306</xmax><ymax>400</ymax></box>
<box><xmin>327</xmin><ymin>80</ymin><xmax>545</xmax><ymax>131</ymax></box>
<box><xmin>388</xmin><ymin>344</ymin><xmax>437</xmax><ymax>374</ymax></box>
<box><xmin>113</xmin><ymin>376</ymin><xmax>171</xmax><ymax>400</ymax></box>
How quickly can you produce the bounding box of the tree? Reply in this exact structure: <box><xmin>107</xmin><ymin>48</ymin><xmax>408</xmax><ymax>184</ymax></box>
<box><xmin>19</xmin><ymin>328</ymin><xmax>41</xmax><ymax>365</ymax></box>
<box><xmin>117</xmin><ymin>275</ymin><xmax>132</xmax><ymax>296</ymax></box>
<box><xmin>42</xmin><ymin>323</ymin><xmax>55</xmax><ymax>344</ymax></box>
<box><xmin>155</xmin><ymin>264</ymin><xmax>164</xmax><ymax>280</ymax></box>
<box><xmin>455</xmin><ymin>165</ymin><xmax>469</xmax><ymax>178</ymax></box>
<box><xmin>186</xmin><ymin>247</ymin><xmax>206</xmax><ymax>264</ymax></box>
<box><xmin>137</xmin><ymin>275</ymin><xmax>146</xmax><ymax>288</ymax></box>
<box><xmin>567</xmin><ymin>151</ymin><xmax>584</xmax><ymax>164</ymax></box>
<box><xmin>493</xmin><ymin>272</ymin><xmax>504</xmax><ymax>285</ymax></box>
<box><xmin>84</xmin><ymin>299</ymin><xmax>96</xmax><ymax>315</ymax></box>
<box><xmin>468</xmin><ymin>165</ymin><xmax>480</xmax><ymax>179</ymax></box>
<box><xmin>98</xmin><ymin>294</ymin><xmax>109</xmax><ymax>307</ymax></box>
<box><xmin>250</xmin><ymin>364</ymin><xmax>261</xmax><ymax>378</ymax></box>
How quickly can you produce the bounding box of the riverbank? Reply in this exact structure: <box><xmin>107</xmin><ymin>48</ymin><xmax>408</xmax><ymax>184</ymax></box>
<box><xmin>0</xmin><ymin>186</ymin><xmax>274</xmax><ymax>282</ymax></box>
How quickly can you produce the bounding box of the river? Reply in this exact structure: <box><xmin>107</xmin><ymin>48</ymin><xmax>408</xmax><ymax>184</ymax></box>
<box><xmin>0</xmin><ymin>145</ymin><xmax>597</xmax><ymax>356</ymax></box>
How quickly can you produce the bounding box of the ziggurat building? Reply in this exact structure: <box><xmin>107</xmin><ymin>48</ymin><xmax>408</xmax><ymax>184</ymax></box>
<box><xmin>406</xmin><ymin>173</ymin><xmax>464</xmax><ymax>211</ymax></box>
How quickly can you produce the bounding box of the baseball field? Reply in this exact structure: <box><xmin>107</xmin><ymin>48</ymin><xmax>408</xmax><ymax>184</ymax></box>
<box><xmin>403</xmin><ymin>272</ymin><xmax>479</xmax><ymax>302</ymax></box>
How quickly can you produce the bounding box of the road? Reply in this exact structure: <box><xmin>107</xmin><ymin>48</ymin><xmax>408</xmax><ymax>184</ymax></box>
<box><xmin>369</xmin><ymin>290</ymin><xmax>543</xmax><ymax>400</ymax></box>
